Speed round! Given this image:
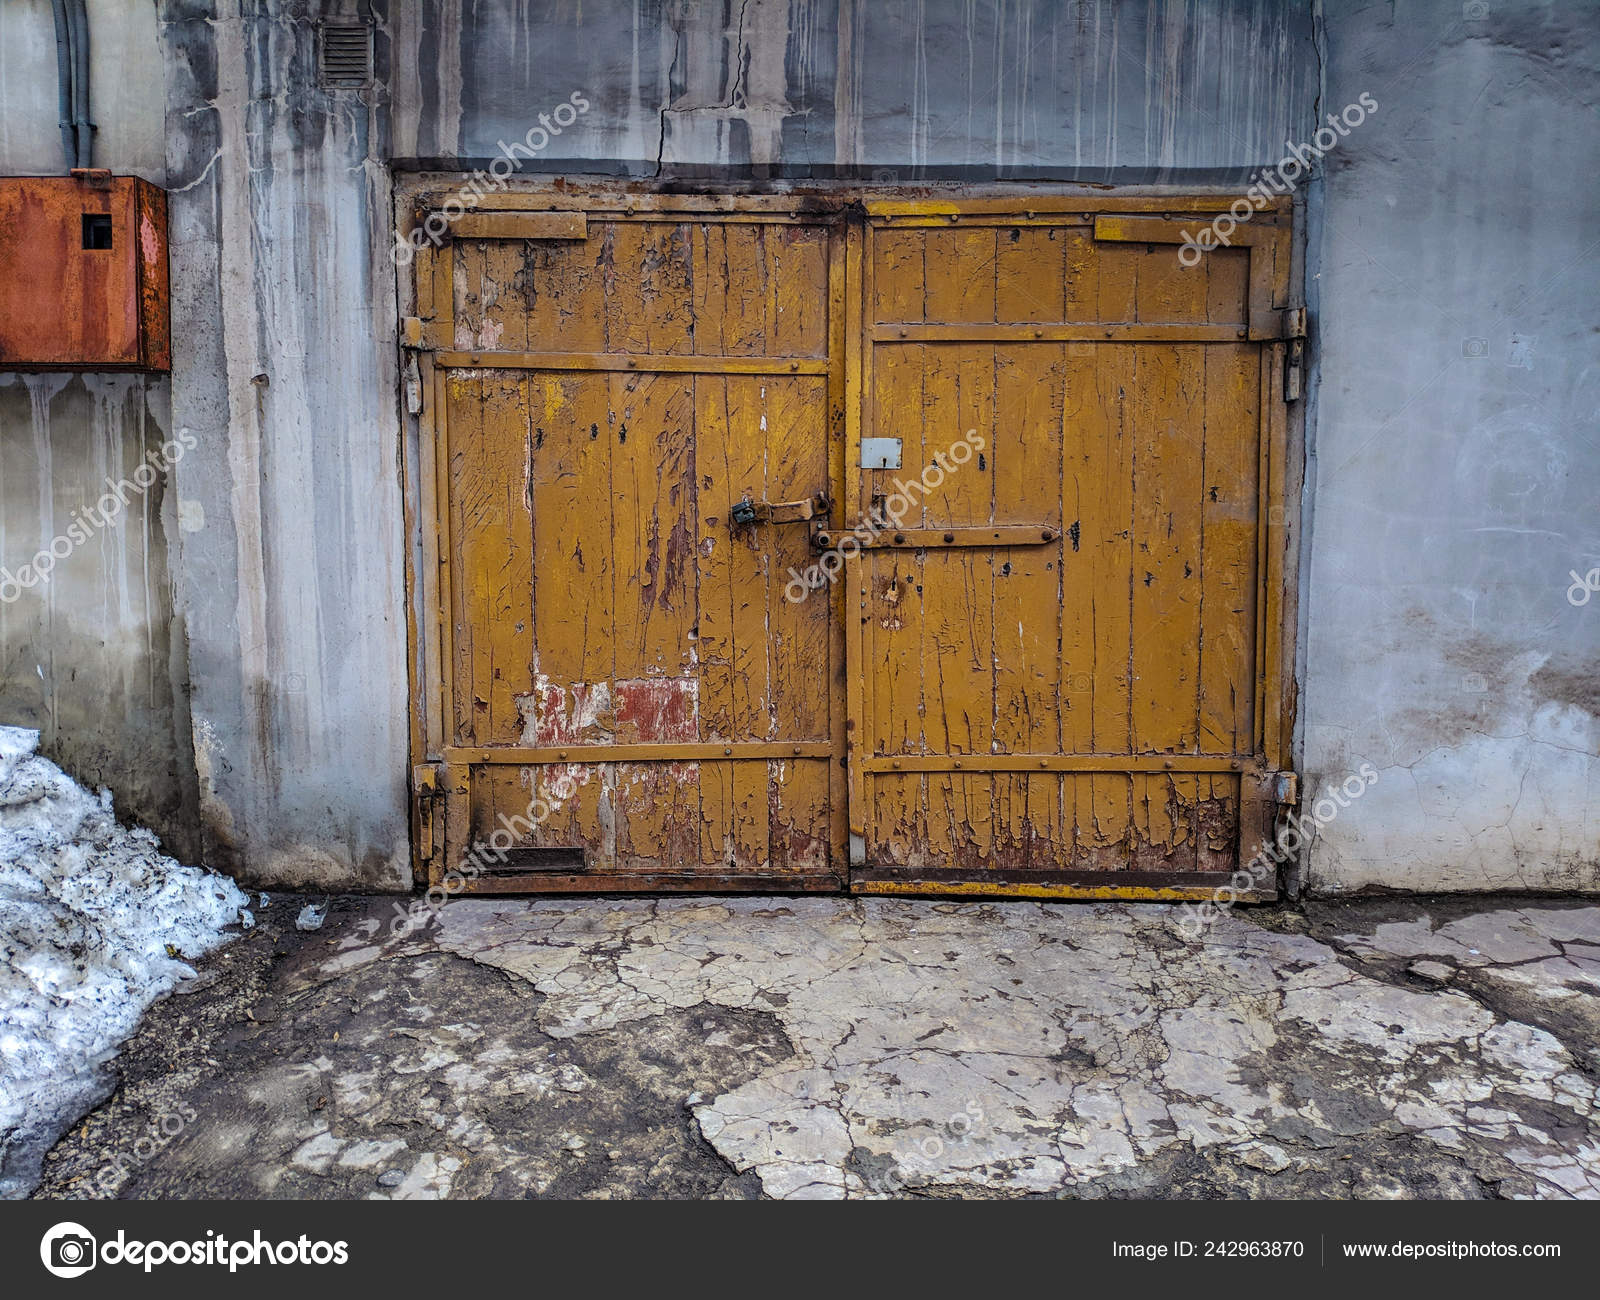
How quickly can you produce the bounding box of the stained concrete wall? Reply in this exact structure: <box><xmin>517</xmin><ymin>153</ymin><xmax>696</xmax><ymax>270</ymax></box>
<box><xmin>1299</xmin><ymin>0</ymin><xmax>1600</xmax><ymax>891</ymax></box>
<box><xmin>391</xmin><ymin>0</ymin><xmax>1316</xmax><ymax>179</ymax></box>
<box><xmin>0</xmin><ymin>4</ymin><xmax>191</xmax><ymax>855</ymax></box>
<box><xmin>159</xmin><ymin>0</ymin><xmax>409</xmax><ymax>889</ymax></box>
<box><xmin>0</xmin><ymin>375</ymin><xmax>200</xmax><ymax>862</ymax></box>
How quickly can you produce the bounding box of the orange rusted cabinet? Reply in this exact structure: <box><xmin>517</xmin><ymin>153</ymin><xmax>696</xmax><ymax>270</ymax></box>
<box><xmin>0</xmin><ymin>175</ymin><xmax>170</xmax><ymax>371</ymax></box>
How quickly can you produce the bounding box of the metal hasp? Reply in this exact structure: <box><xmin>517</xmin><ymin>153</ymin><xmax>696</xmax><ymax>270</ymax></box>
<box><xmin>0</xmin><ymin>175</ymin><xmax>170</xmax><ymax>370</ymax></box>
<box><xmin>730</xmin><ymin>493</ymin><xmax>828</xmax><ymax>527</ymax></box>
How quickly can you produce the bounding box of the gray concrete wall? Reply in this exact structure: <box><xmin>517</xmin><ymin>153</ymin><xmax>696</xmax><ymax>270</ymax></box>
<box><xmin>159</xmin><ymin>0</ymin><xmax>409</xmax><ymax>889</ymax></box>
<box><xmin>0</xmin><ymin>3</ymin><xmax>190</xmax><ymax>853</ymax></box>
<box><xmin>0</xmin><ymin>374</ymin><xmax>201</xmax><ymax>861</ymax></box>
<box><xmin>1300</xmin><ymin>0</ymin><xmax>1600</xmax><ymax>891</ymax></box>
<box><xmin>391</xmin><ymin>0</ymin><xmax>1316</xmax><ymax>179</ymax></box>
<box><xmin>0</xmin><ymin>0</ymin><xmax>167</xmax><ymax>180</ymax></box>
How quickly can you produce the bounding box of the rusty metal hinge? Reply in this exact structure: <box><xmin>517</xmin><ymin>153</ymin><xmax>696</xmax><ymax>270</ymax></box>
<box><xmin>404</xmin><ymin>353</ymin><xmax>423</xmax><ymax>415</ymax></box>
<box><xmin>1283</xmin><ymin>307</ymin><xmax>1307</xmax><ymax>402</ymax></box>
<box><xmin>413</xmin><ymin>763</ymin><xmax>445</xmax><ymax>862</ymax></box>
<box><xmin>1273</xmin><ymin>771</ymin><xmax>1299</xmax><ymax>808</ymax></box>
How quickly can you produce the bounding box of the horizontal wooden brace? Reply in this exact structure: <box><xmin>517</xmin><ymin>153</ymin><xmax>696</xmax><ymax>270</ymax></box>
<box><xmin>444</xmin><ymin>742</ymin><xmax>835</xmax><ymax>765</ymax></box>
<box><xmin>422</xmin><ymin>192</ymin><xmax>844</xmax><ymax>216</ymax></box>
<box><xmin>861</xmin><ymin>754</ymin><xmax>1255</xmax><ymax>775</ymax></box>
<box><xmin>435</xmin><ymin>350</ymin><xmax>830</xmax><ymax>375</ymax></box>
<box><xmin>445</xmin><ymin>211</ymin><xmax>588</xmax><ymax>240</ymax></box>
<box><xmin>1093</xmin><ymin>214</ymin><xmax>1278</xmax><ymax>248</ymax></box>
<box><xmin>867</xmin><ymin>195</ymin><xmax>1291</xmax><ymax>218</ymax></box>
<box><xmin>828</xmin><ymin>525</ymin><xmax>1059</xmax><ymax>549</ymax></box>
<box><xmin>449</xmin><ymin>871</ymin><xmax>845</xmax><ymax>896</ymax></box>
<box><xmin>872</xmin><ymin>323</ymin><xmax>1248</xmax><ymax>344</ymax></box>
<box><xmin>852</xmin><ymin>879</ymin><xmax>1271</xmax><ymax>903</ymax></box>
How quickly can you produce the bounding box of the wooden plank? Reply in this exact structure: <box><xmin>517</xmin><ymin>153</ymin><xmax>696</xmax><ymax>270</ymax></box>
<box><xmin>448</xmin><ymin>210</ymin><xmax>587</xmax><ymax>240</ymax></box>
<box><xmin>860</xmin><ymin>755</ymin><xmax>1253</xmax><ymax>774</ymax></box>
<box><xmin>871</xmin><ymin>323</ymin><xmax>1243</xmax><ymax>343</ymax></box>
<box><xmin>996</xmin><ymin>226</ymin><xmax>1067</xmax><ymax>323</ymax></box>
<box><xmin>527</xmin><ymin>372</ymin><xmax>615</xmax><ymax>739</ymax></box>
<box><xmin>609</xmin><ymin>372</ymin><xmax>698</xmax><ymax>679</ymax></box>
<box><xmin>990</xmin><ymin>343</ymin><xmax>1066</xmax><ymax>869</ymax></box>
<box><xmin>867</xmin><ymin>195</ymin><xmax>1291</xmax><ymax>217</ymax></box>
<box><xmin>435</xmin><ymin>352</ymin><xmax>831</xmax><ymax>374</ymax></box>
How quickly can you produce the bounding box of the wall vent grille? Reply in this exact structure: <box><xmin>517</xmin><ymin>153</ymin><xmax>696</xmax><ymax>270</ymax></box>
<box><xmin>320</xmin><ymin>24</ymin><xmax>372</xmax><ymax>88</ymax></box>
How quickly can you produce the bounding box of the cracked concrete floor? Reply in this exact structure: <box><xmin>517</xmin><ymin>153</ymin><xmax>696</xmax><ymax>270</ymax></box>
<box><xmin>33</xmin><ymin>895</ymin><xmax>1600</xmax><ymax>1200</ymax></box>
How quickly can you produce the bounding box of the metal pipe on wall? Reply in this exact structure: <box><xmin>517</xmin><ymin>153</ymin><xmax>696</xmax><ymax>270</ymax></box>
<box><xmin>67</xmin><ymin>0</ymin><xmax>92</xmax><ymax>168</ymax></box>
<box><xmin>50</xmin><ymin>0</ymin><xmax>75</xmax><ymax>170</ymax></box>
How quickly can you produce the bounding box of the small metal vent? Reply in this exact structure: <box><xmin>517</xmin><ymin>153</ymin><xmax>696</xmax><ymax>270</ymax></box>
<box><xmin>320</xmin><ymin>23</ymin><xmax>371</xmax><ymax>88</ymax></box>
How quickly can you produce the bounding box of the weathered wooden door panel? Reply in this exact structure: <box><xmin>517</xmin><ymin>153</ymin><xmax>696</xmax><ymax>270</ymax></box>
<box><xmin>422</xmin><ymin>205</ymin><xmax>847</xmax><ymax>891</ymax></box>
<box><xmin>409</xmin><ymin>192</ymin><xmax>1296</xmax><ymax>899</ymax></box>
<box><xmin>849</xmin><ymin>202</ymin><xmax>1295</xmax><ymax>898</ymax></box>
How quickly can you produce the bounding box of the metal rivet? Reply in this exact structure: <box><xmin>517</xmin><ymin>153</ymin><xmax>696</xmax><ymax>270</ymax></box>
<box><xmin>789</xmin><ymin>362</ymin><xmax>799</xmax><ymax>371</ymax></box>
<box><xmin>1033</xmin><ymin>329</ymin><xmax>1043</xmax><ymax>338</ymax></box>
<box><xmin>898</xmin><ymin>328</ymin><xmax>909</xmax><ymax>338</ymax></box>
<box><xmin>724</xmin><ymin>746</ymin><xmax>732</xmax><ymax>756</ymax></box>
<box><xmin>1163</xmin><ymin>760</ymin><xmax>1174</xmax><ymax>770</ymax></box>
<box><xmin>1042</xmin><ymin>530</ymin><xmax>1053</xmax><ymax>541</ymax></box>
<box><xmin>558</xmin><ymin>750</ymin><xmax>568</xmax><ymax>760</ymax></box>
<box><xmin>944</xmin><ymin>532</ymin><xmax>955</xmax><ymax>543</ymax></box>
<box><xmin>793</xmin><ymin>746</ymin><xmax>802</xmax><ymax>756</ymax></box>
<box><xmin>953</xmin><ymin>760</ymin><xmax>962</xmax><ymax>769</ymax></box>
<box><xmin>892</xmin><ymin>760</ymin><xmax>902</xmax><ymax>769</ymax></box>
<box><xmin>894</xmin><ymin>532</ymin><xmax>905</xmax><ymax>544</ymax></box>
<box><xmin>1039</xmin><ymin>759</ymin><xmax>1048</xmax><ymax>768</ymax></box>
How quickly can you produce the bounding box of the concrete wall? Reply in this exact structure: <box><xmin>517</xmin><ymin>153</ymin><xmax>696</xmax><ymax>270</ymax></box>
<box><xmin>0</xmin><ymin>375</ymin><xmax>201</xmax><ymax>861</ymax></box>
<box><xmin>391</xmin><ymin>0</ymin><xmax>1316</xmax><ymax>179</ymax></box>
<box><xmin>1300</xmin><ymin>0</ymin><xmax>1600</xmax><ymax>891</ymax></box>
<box><xmin>159</xmin><ymin>0</ymin><xmax>409</xmax><ymax>889</ymax></box>
<box><xmin>0</xmin><ymin>3</ymin><xmax>191</xmax><ymax>854</ymax></box>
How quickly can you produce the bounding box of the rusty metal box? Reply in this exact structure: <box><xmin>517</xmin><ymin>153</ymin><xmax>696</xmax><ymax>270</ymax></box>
<box><xmin>0</xmin><ymin>175</ymin><xmax>170</xmax><ymax>371</ymax></box>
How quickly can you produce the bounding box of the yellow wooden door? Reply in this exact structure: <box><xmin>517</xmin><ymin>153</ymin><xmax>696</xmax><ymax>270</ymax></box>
<box><xmin>413</xmin><ymin>199</ymin><xmax>848</xmax><ymax>892</ymax></box>
<box><xmin>408</xmin><ymin>191</ymin><xmax>1297</xmax><ymax>899</ymax></box>
<box><xmin>844</xmin><ymin>200</ymin><xmax>1299</xmax><ymax>900</ymax></box>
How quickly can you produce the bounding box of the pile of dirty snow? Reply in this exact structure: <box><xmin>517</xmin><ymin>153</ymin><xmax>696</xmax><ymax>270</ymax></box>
<box><xmin>0</xmin><ymin>726</ymin><xmax>247</xmax><ymax>1198</ymax></box>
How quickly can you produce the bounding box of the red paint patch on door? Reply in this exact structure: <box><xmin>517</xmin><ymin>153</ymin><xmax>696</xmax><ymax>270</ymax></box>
<box><xmin>613</xmin><ymin>678</ymin><xmax>699</xmax><ymax>743</ymax></box>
